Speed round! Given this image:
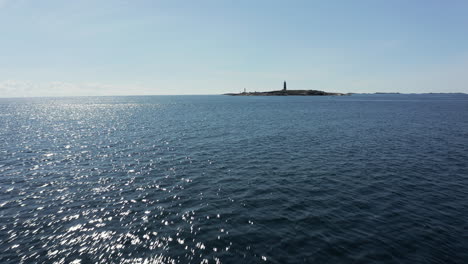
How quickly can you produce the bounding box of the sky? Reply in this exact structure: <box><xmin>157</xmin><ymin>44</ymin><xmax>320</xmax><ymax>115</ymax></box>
<box><xmin>1</xmin><ymin>0</ymin><xmax>468</xmax><ymax>97</ymax></box>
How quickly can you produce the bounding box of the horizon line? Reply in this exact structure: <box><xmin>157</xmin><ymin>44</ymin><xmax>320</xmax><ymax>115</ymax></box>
<box><xmin>1</xmin><ymin>92</ymin><xmax>467</xmax><ymax>100</ymax></box>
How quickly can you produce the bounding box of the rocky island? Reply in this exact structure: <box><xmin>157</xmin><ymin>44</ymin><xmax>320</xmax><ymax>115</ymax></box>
<box><xmin>224</xmin><ymin>81</ymin><xmax>348</xmax><ymax>96</ymax></box>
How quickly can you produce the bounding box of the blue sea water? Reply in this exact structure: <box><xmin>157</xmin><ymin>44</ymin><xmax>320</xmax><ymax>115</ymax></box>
<box><xmin>0</xmin><ymin>94</ymin><xmax>468</xmax><ymax>263</ymax></box>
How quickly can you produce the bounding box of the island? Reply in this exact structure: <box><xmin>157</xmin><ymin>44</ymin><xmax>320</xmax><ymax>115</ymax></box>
<box><xmin>224</xmin><ymin>81</ymin><xmax>349</xmax><ymax>96</ymax></box>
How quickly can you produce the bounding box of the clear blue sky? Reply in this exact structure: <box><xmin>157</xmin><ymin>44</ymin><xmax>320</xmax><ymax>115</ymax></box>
<box><xmin>1</xmin><ymin>0</ymin><xmax>468</xmax><ymax>97</ymax></box>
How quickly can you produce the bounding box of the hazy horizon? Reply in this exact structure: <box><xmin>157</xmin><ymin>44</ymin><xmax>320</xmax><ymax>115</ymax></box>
<box><xmin>2</xmin><ymin>90</ymin><xmax>468</xmax><ymax>100</ymax></box>
<box><xmin>1</xmin><ymin>0</ymin><xmax>468</xmax><ymax>97</ymax></box>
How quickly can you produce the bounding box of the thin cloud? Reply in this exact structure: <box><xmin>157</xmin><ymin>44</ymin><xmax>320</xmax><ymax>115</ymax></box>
<box><xmin>0</xmin><ymin>80</ymin><xmax>157</xmax><ymax>98</ymax></box>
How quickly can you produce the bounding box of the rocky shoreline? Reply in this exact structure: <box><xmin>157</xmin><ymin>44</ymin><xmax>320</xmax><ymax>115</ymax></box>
<box><xmin>224</xmin><ymin>89</ymin><xmax>349</xmax><ymax>96</ymax></box>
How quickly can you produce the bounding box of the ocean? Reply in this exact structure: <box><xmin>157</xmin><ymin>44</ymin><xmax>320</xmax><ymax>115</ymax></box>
<box><xmin>1</xmin><ymin>94</ymin><xmax>467</xmax><ymax>263</ymax></box>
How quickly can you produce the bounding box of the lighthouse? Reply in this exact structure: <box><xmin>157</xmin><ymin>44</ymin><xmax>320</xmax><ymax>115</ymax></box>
<box><xmin>283</xmin><ymin>81</ymin><xmax>287</xmax><ymax>91</ymax></box>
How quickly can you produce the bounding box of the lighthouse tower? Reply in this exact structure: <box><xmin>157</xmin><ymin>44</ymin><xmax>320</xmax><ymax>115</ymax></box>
<box><xmin>283</xmin><ymin>81</ymin><xmax>287</xmax><ymax>91</ymax></box>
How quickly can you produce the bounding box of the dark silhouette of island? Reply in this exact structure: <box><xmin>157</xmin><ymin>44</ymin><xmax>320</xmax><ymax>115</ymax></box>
<box><xmin>224</xmin><ymin>81</ymin><xmax>348</xmax><ymax>96</ymax></box>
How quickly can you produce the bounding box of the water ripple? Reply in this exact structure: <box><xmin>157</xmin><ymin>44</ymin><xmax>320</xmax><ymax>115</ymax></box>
<box><xmin>1</xmin><ymin>95</ymin><xmax>468</xmax><ymax>263</ymax></box>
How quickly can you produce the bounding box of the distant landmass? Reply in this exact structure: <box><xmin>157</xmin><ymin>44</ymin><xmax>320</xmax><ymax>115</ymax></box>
<box><xmin>224</xmin><ymin>81</ymin><xmax>349</xmax><ymax>96</ymax></box>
